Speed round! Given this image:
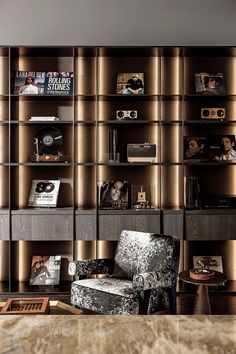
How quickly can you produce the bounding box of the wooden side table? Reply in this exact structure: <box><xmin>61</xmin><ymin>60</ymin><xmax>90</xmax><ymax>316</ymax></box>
<box><xmin>179</xmin><ymin>270</ymin><xmax>227</xmax><ymax>315</ymax></box>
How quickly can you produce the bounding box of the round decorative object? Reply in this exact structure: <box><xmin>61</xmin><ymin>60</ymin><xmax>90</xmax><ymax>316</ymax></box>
<box><xmin>44</xmin><ymin>182</ymin><xmax>55</xmax><ymax>193</ymax></box>
<box><xmin>34</xmin><ymin>127</ymin><xmax>63</xmax><ymax>155</ymax></box>
<box><xmin>189</xmin><ymin>268</ymin><xmax>215</xmax><ymax>281</ymax></box>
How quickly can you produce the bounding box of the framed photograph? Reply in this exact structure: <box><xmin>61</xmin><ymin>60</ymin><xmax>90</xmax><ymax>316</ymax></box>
<box><xmin>132</xmin><ymin>184</ymin><xmax>155</xmax><ymax>209</ymax></box>
<box><xmin>100</xmin><ymin>180</ymin><xmax>129</xmax><ymax>209</ymax></box>
<box><xmin>184</xmin><ymin>136</ymin><xmax>209</xmax><ymax>160</ymax></box>
<box><xmin>116</xmin><ymin>73</ymin><xmax>144</xmax><ymax>94</ymax></box>
<box><xmin>30</xmin><ymin>256</ymin><xmax>61</xmax><ymax>286</ymax></box>
<box><xmin>195</xmin><ymin>73</ymin><xmax>225</xmax><ymax>94</ymax></box>
<box><xmin>193</xmin><ymin>256</ymin><xmax>223</xmax><ymax>273</ymax></box>
<box><xmin>209</xmin><ymin>135</ymin><xmax>236</xmax><ymax>161</ymax></box>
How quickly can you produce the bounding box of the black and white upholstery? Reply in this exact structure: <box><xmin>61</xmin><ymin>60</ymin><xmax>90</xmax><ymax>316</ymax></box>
<box><xmin>68</xmin><ymin>230</ymin><xmax>180</xmax><ymax>315</ymax></box>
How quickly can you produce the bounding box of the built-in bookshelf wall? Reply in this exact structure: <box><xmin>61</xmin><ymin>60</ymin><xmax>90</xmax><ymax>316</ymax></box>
<box><xmin>0</xmin><ymin>46</ymin><xmax>236</xmax><ymax>297</ymax></box>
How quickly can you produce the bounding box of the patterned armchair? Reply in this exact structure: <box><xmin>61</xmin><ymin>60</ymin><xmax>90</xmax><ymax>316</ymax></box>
<box><xmin>68</xmin><ymin>230</ymin><xmax>180</xmax><ymax>315</ymax></box>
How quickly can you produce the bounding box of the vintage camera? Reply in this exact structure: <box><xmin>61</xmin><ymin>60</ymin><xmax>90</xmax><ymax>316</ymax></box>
<box><xmin>201</xmin><ymin>108</ymin><xmax>225</xmax><ymax>119</ymax></box>
<box><xmin>127</xmin><ymin>143</ymin><xmax>157</xmax><ymax>163</ymax></box>
<box><xmin>116</xmin><ymin>110</ymin><xmax>137</xmax><ymax>120</ymax></box>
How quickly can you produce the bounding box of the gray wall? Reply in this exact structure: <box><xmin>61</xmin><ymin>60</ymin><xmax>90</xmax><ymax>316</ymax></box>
<box><xmin>0</xmin><ymin>0</ymin><xmax>236</xmax><ymax>45</ymax></box>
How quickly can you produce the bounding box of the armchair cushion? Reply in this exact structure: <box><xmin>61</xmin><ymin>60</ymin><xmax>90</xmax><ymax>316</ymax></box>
<box><xmin>68</xmin><ymin>258</ymin><xmax>114</xmax><ymax>276</ymax></box>
<box><xmin>71</xmin><ymin>278</ymin><xmax>139</xmax><ymax>315</ymax></box>
<box><xmin>113</xmin><ymin>230</ymin><xmax>179</xmax><ymax>280</ymax></box>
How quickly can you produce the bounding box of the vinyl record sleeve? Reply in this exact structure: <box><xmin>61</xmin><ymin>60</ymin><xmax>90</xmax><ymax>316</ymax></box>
<box><xmin>30</xmin><ymin>255</ymin><xmax>61</xmax><ymax>286</ymax></box>
<box><xmin>28</xmin><ymin>180</ymin><xmax>60</xmax><ymax>207</ymax></box>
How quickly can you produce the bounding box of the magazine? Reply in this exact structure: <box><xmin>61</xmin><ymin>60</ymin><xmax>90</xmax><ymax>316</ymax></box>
<box><xmin>194</xmin><ymin>73</ymin><xmax>225</xmax><ymax>94</ymax></box>
<box><xmin>30</xmin><ymin>255</ymin><xmax>61</xmax><ymax>286</ymax></box>
<box><xmin>13</xmin><ymin>71</ymin><xmax>73</xmax><ymax>95</ymax></box>
<box><xmin>44</xmin><ymin>72</ymin><xmax>73</xmax><ymax>95</ymax></box>
<box><xmin>13</xmin><ymin>71</ymin><xmax>45</xmax><ymax>95</ymax></box>
<box><xmin>116</xmin><ymin>73</ymin><xmax>144</xmax><ymax>94</ymax></box>
<box><xmin>28</xmin><ymin>180</ymin><xmax>60</xmax><ymax>207</ymax></box>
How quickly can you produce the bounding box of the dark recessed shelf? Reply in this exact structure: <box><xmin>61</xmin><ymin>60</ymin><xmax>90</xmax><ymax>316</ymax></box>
<box><xmin>11</xmin><ymin>120</ymin><xmax>73</xmax><ymax>125</ymax></box>
<box><xmin>184</xmin><ymin>161</ymin><xmax>236</xmax><ymax>166</ymax></box>
<box><xmin>184</xmin><ymin>120</ymin><xmax>236</xmax><ymax>125</ymax></box>
<box><xmin>75</xmin><ymin>208</ymin><xmax>96</xmax><ymax>215</ymax></box>
<box><xmin>99</xmin><ymin>209</ymin><xmax>160</xmax><ymax>215</ymax></box>
<box><xmin>160</xmin><ymin>95</ymin><xmax>182</xmax><ymax>101</ymax></box>
<box><xmin>10</xmin><ymin>162</ymin><xmax>73</xmax><ymax>167</ymax></box>
<box><xmin>97</xmin><ymin>120</ymin><xmax>159</xmax><ymax>125</ymax></box>
<box><xmin>75</xmin><ymin>162</ymin><xmax>96</xmax><ymax>166</ymax></box>
<box><xmin>184</xmin><ymin>94</ymin><xmax>236</xmax><ymax>100</ymax></box>
<box><xmin>185</xmin><ymin>208</ymin><xmax>236</xmax><ymax>215</ymax></box>
<box><xmin>160</xmin><ymin>120</ymin><xmax>182</xmax><ymax>125</ymax></box>
<box><xmin>75</xmin><ymin>120</ymin><xmax>96</xmax><ymax>125</ymax></box>
<box><xmin>11</xmin><ymin>207</ymin><xmax>73</xmax><ymax>215</ymax></box>
<box><xmin>98</xmin><ymin>94</ymin><xmax>159</xmax><ymax>101</ymax></box>
<box><xmin>97</xmin><ymin>162</ymin><xmax>159</xmax><ymax>166</ymax></box>
<box><xmin>11</xmin><ymin>281</ymin><xmax>71</xmax><ymax>294</ymax></box>
<box><xmin>10</xmin><ymin>95</ymin><xmax>73</xmax><ymax>101</ymax></box>
<box><xmin>161</xmin><ymin>162</ymin><xmax>182</xmax><ymax>166</ymax></box>
<box><xmin>161</xmin><ymin>207</ymin><xmax>184</xmax><ymax>213</ymax></box>
<box><xmin>74</xmin><ymin>94</ymin><xmax>96</xmax><ymax>99</ymax></box>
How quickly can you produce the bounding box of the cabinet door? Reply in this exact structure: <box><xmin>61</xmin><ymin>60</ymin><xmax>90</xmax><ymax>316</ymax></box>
<box><xmin>0</xmin><ymin>215</ymin><xmax>9</xmax><ymax>240</ymax></box>
<box><xmin>75</xmin><ymin>215</ymin><xmax>96</xmax><ymax>240</ymax></box>
<box><xmin>185</xmin><ymin>214</ymin><xmax>231</xmax><ymax>240</ymax></box>
<box><xmin>99</xmin><ymin>214</ymin><xmax>160</xmax><ymax>241</ymax></box>
<box><xmin>12</xmin><ymin>215</ymin><xmax>73</xmax><ymax>240</ymax></box>
<box><xmin>162</xmin><ymin>213</ymin><xmax>183</xmax><ymax>239</ymax></box>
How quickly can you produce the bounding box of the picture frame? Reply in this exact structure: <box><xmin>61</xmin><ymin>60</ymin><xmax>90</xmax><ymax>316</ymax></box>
<box><xmin>208</xmin><ymin>135</ymin><xmax>236</xmax><ymax>161</ymax></box>
<box><xmin>195</xmin><ymin>73</ymin><xmax>225</xmax><ymax>94</ymax></box>
<box><xmin>116</xmin><ymin>73</ymin><xmax>144</xmax><ymax>94</ymax></box>
<box><xmin>184</xmin><ymin>136</ymin><xmax>209</xmax><ymax>160</ymax></box>
<box><xmin>193</xmin><ymin>256</ymin><xmax>223</xmax><ymax>273</ymax></box>
<box><xmin>100</xmin><ymin>180</ymin><xmax>129</xmax><ymax>210</ymax></box>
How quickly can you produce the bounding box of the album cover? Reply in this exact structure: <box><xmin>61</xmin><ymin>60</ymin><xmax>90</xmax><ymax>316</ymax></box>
<box><xmin>100</xmin><ymin>180</ymin><xmax>129</xmax><ymax>209</ymax></box>
<box><xmin>184</xmin><ymin>137</ymin><xmax>209</xmax><ymax>160</ymax></box>
<box><xmin>13</xmin><ymin>71</ymin><xmax>46</xmax><ymax>95</ymax></box>
<box><xmin>44</xmin><ymin>72</ymin><xmax>73</xmax><ymax>95</ymax></box>
<box><xmin>193</xmin><ymin>256</ymin><xmax>223</xmax><ymax>273</ymax></box>
<box><xmin>28</xmin><ymin>180</ymin><xmax>60</xmax><ymax>207</ymax></box>
<box><xmin>30</xmin><ymin>255</ymin><xmax>61</xmax><ymax>286</ymax></box>
<box><xmin>116</xmin><ymin>73</ymin><xmax>144</xmax><ymax>94</ymax></box>
<box><xmin>208</xmin><ymin>135</ymin><xmax>236</xmax><ymax>161</ymax></box>
<box><xmin>194</xmin><ymin>73</ymin><xmax>225</xmax><ymax>94</ymax></box>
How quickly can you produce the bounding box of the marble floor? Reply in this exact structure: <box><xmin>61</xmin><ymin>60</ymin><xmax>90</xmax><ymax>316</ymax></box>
<box><xmin>0</xmin><ymin>315</ymin><xmax>235</xmax><ymax>354</ymax></box>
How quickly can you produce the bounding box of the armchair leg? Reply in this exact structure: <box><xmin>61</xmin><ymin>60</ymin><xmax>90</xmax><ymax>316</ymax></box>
<box><xmin>139</xmin><ymin>290</ymin><xmax>151</xmax><ymax>315</ymax></box>
<box><xmin>168</xmin><ymin>287</ymin><xmax>177</xmax><ymax>314</ymax></box>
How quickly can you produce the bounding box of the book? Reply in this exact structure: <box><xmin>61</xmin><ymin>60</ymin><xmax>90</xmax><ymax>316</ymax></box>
<box><xmin>44</xmin><ymin>72</ymin><xmax>73</xmax><ymax>95</ymax></box>
<box><xmin>116</xmin><ymin>73</ymin><xmax>144</xmax><ymax>94</ymax></box>
<box><xmin>30</xmin><ymin>256</ymin><xmax>61</xmax><ymax>286</ymax></box>
<box><xmin>13</xmin><ymin>71</ymin><xmax>45</xmax><ymax>95</ymax></box>
<box><xmin>29</xmin><ymin>116</ymin><xmax>60</xmax><ymax>121</ymax></box>
<box><xmin>28</xmin><ymin>180</ymin><xmax>60</xmax><ymax>207</ymax></box>
<box><xmin>194</xmin><ymin>73</ymin><xmax>225</xmax><ymax>94</ymax></box>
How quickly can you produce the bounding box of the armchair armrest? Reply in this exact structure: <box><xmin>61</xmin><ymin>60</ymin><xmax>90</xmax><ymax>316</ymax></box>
<box><xmin>68</xmin><ymin>258</ymin><xmax>115</xmax><ymax>276</ymax></box>
<box><xmin>132</xmin><ymin>270</ymin><xmax>177</xmax><ymax>291</ymax></box>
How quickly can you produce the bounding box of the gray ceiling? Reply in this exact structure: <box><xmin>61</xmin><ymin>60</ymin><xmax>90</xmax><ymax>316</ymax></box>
<box><xmin>0</xmin><ymin>0</ymin><xmax>236</xmax><ymax>45</ymax></box>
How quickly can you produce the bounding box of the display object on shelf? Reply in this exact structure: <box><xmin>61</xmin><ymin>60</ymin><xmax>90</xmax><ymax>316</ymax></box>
<box><xmin>108</xmin><ymin>129</ymin><xmax>119</xmax><ymax>163</ymax></box>
<box><xmin>189</xmin><ymin>268</ymin><xmax>215</xmax><ymax>281</ymax></box>
<box><xmin>127</xmin><ymin>143</ymin><xmax>157</xmax><ymax>163</ymax></box>
<box><xmin>184</xmin><ymin>137</ymin><xmax>209</xmax><ymax>160</ymax></box>
<box><xmin>30</xmin><ymin>126</ymin><xmax>68</xmax><ymax>162</ymax></box>
<box><xmin>28</xmin><ymin>180</ymin><xmax>60</xmax><ymax>207</ymax></box>
<box><xmin>29</xmin><ymin>256</ymin><xmax>61</xmax><ymax>286</ymax></box>
<box><xmin>44</xmin><ymin>72</ymin><xmax>73</xmax><ymax>95</ymax></box>
<box><xmin>201</xmin><ymin>108</ymin><xmax>226</xmax><ymax>120</ymax></box>
<box><xmin>194</xmin><ymin>73</ymin><xmax>225</xmax><ymax>94</ymax></box>
<box><xmin>116</xmin><ymin>110</ymin><xmax>138</xmax><ymax>120</ymax></box>
<box><xmin>100</xmin><ymin>180</ymin><xmax>129</xmax><ymax>210</ymax></box>
<box><xmin>29</xmin><ymin>116</ymin><xmax>60</xmax><ymax>122</ymax></box>
<box><xmin>13</xmin><ymin>71</ymin><xmax>73</xmax><ymax>95</ymax></box>
<box><xmin>132</xmin><ymin>185</ymin><xmax>155</xmax><ymax>209</ymax></box>
<box><xmin>184</xmin><ymin>176</ymin><xmax>200</xmax><ymax>209</ymax></box>
<box><xmin>193</xmin><ymin>256</ymin><xmax>223</xmax><ymax>273</ymax></box>
<box><xmin>209</xmin><ymin>135</ymin><xmax>236</xmax><ymax>161</ymax></box>
<box><xmin>199</xmin><ymin>194</ymin><xmax>236</xmax><ymax>208</ymax></box>
<box><xmin>116</xmin><ymin>73</ymin><xmax>144</xmax><ymax>94</ymax></box>
<box><xmin>14</xmin><ymin>71</ymin><xmax>45</xmax><ymax>95</ymax></box>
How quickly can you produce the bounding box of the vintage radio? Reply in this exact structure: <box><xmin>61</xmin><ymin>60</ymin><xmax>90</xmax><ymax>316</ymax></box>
<box><xmin>127</xmin><ymin>143</ymin><xmax>157</xmax><ymax>163</ymax></box>
<box><xmin>201</xmin><ymin>108</ymin><xmax>225</xmax><ymax>119</ymax></box>
<box><xmin>116</xmin><ymin>110</ymin><xmax>137</xmax><ymax>120</ymax></box>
